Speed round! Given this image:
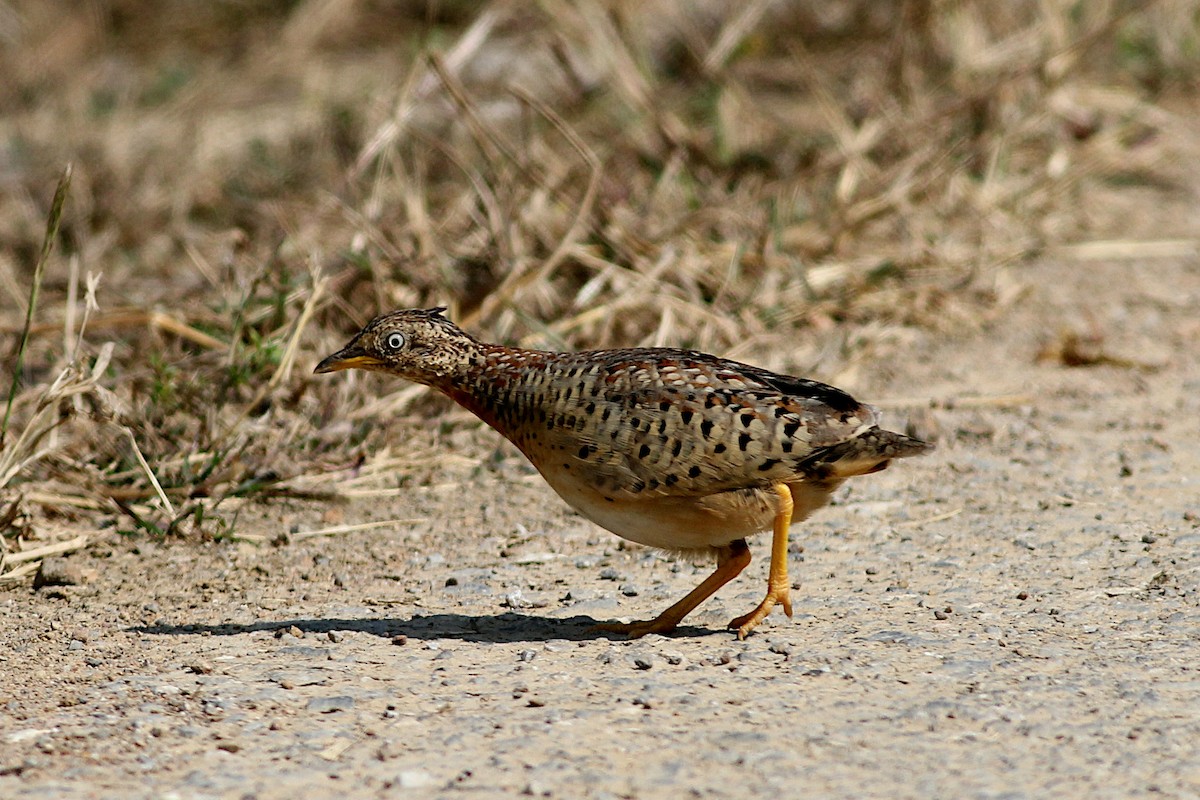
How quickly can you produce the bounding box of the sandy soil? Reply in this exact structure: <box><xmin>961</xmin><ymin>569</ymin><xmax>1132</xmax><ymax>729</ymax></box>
<box><xmin>3</xmin><ymin>238</ymin><xmax>1200</xmax><ymax>797</ymax></box>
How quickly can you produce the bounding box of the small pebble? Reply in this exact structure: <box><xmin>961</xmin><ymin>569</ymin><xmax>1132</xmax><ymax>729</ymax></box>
<box><xmin>34</xmin><ymin>557</ymin><xmax>84</xmax><ymax>588</ymax></box>
<box><xmin>327</xmin><ymin>631</ymin><xmax>343</xmax><ymax>643</ymax></box>
<box><xmin>524</xmin><ymin>779</ymin><xmax>551</xmax><ymax>796</ymax></box>
<box><xmin>391</xmin><ymin>635</ymin><xmax>408</xmax><ymax>646</ymax></box>
<box><xmin>503</xmin><ymin>590</ymin><xmax>531</xmax><ymax>609</ymax></box>
<box><xmin>706</xmin><ymin>652</ymin><xmax>733</xmax><ymax>666</ymax></box>
<box><xmin>397</xmin><ymin>771</ymin><xmax>436</xmax><ymax>789</ymax></box>
<box><xmin>307</xmin><ymin>695</ymin><xmax>354</xmax><ymax>713</ymax></box>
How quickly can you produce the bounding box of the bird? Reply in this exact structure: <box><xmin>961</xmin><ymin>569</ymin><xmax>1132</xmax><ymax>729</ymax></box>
<box><xmin>315</xmin><ymin>307</ymin><xmax>932</xmax><ymax>639</ymax></box>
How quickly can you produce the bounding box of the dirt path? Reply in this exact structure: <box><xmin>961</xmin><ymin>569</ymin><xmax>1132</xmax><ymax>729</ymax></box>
<box><xmin>3</xmin><ymin>246</ymin><xmax>1199</xmax><ymax>798</ymax></box>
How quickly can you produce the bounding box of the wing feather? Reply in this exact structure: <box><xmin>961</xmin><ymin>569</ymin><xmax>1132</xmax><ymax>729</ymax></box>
<box><xmin>527</xmin><ymin>350</ymin><xmax>885</xmax><ymax>499</ymax></box>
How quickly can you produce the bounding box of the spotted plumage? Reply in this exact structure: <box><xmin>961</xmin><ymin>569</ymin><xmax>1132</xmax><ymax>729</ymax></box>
<box><xmin>316</xmin><ymin>308</ymin><xmax>933</xmax><ymax>638</ymax></box>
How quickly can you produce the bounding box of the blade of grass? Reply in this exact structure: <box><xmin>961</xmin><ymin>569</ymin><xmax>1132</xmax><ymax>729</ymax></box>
<box><xmin>124</xmin><ymin>427</ymin><xmax>176</xmax><ymax>518</ymax></box>
<box><xmin>2</xmin><ymin>163</ymin><xmax>72</xmax><ymax>447</ymax></box>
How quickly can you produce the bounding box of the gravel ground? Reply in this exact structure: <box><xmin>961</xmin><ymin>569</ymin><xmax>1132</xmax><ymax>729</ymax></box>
<box><xmin>3</xmin><ymin>249</ymin><xmax>1199</xmax><ymax>799</ymax></box>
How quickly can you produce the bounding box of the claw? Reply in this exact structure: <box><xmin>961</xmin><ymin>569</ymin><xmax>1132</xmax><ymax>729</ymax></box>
<box><xmin>727</xmin><ymin>583</ymin><xmax>792</xmax><ymax>639</ymax></box>
<box><xmin>591</xmin><ymin>619</ymin><xmax>678</xmax><ymax>639</ymax></box>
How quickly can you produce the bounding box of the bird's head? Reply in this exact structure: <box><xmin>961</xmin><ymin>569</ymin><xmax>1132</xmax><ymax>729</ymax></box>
<box><xmin>314</xmin><ymin>307</ymin><xmax>481</xmax><ymax>386</ymax></box>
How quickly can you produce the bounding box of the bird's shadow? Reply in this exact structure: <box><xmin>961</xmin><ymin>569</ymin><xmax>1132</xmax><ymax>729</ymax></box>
<box><xmin>129</xmin><ymin>612</ymin><xmax>718</xmax><ymax>644</ymax></box>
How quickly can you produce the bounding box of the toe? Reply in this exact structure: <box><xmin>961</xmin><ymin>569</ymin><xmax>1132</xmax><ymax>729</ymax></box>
<box><xmin>592</xmin><ymin>619</ymin><xmax>673</xmax><ymax>639</ymax></box>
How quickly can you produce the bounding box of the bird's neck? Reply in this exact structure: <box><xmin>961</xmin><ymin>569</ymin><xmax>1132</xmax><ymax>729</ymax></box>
<box><xmin>439</xmin><ymin>343</ymin><xmax>548</xmax><ymax>430</ymax></box>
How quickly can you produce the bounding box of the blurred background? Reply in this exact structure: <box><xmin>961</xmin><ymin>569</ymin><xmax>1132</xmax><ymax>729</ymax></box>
<box><xmin>1</xmin><ymin>0</ymin><xmax>1197</xmax><ymax>548</ymax></box>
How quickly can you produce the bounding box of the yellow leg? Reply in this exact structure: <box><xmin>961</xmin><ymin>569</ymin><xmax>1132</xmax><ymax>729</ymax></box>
<box><xmin>594</xmin><ymin>541</ymin><xmax>752</xmax><ymax>639</ymax></box>
<box><xmin>727</xmin><ymin>483</ymin><xmax>794</xmax><ymax>639</ymax></box>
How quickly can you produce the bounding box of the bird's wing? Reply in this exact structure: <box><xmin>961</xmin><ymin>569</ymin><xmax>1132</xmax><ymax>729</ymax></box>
<box><xmin>543</xmin><ymin>354</ymin><xmax>883</xmax><ymax>499</ymax></box>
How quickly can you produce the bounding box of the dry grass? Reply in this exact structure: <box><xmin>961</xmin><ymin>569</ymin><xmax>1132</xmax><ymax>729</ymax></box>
<box><xmin>1</xmin><ymin>0</ymin><xmax>1198</xmax><ymax>577</ymax></box>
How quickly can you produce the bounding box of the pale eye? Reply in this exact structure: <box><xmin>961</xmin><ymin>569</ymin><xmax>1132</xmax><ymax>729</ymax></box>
<box><xmin>385</xmin><ymin>332</ymin><xmax>406</xmax><ymax>351</ymax></box>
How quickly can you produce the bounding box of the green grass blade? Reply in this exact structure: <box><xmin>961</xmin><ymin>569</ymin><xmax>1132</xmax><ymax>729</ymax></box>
<box><xmin>1</xmin><ymin>164</ymin><xmax>73</xmax><ymax>447</ymax></box>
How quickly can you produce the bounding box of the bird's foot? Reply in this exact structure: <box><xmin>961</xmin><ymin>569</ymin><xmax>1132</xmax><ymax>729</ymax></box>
<box><xmin>727</xmin><ymin>583</ymin><xmax>793</xmax><ymax>640</ymax></box>
<box><xmin>592</xmin><ymin>617</ymin><xmax>679</xmax><ymax>639</ymax></box>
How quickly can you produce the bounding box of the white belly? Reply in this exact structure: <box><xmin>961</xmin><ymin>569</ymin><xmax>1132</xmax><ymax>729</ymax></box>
<box><xmin>537</xmin><ymin>467</ymin><xmax>834</xmax><ymax>553</ymax></box>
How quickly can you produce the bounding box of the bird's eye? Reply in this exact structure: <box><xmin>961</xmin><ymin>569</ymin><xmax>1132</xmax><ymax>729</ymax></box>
<box><xmin>385</xmin><ymin>332</ymin><xmax>406</xmax><ymax>350</ymax></box>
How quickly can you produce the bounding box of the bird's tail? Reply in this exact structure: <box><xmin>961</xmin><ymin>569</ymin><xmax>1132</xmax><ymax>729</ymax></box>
<box><xmin>800</xmin><ymin>428</ymin><xmax>934</xmax><ymax>479</ymax></box>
